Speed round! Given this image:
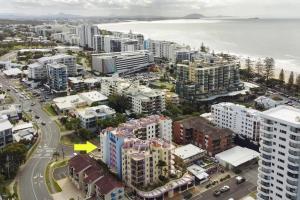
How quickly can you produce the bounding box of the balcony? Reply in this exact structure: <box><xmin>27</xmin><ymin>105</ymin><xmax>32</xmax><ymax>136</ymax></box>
<box><xmin>259</xmin><ymin>167</ymin><xmax>272</xmax><ymax>174</ymax></box>
<box><xmin>287</xmin><ymin>178</ymin><xmax>298</xmax><ymax>187</ymax></box>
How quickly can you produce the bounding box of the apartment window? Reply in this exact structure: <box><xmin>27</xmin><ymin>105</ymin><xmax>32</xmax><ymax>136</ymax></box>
<box><xmin>278</xmin><ymin>165</ymin><xmax>284</xmax><ymax>170</ymax></box>
<box><xmin>276</xmin><ymin>193</ymin><xmax>282</xmax><ymax>198</ymax></box>
<box><xmin>279</xmin><ymin>144</ymin><xmax>285</xmax><ymax>149</ymax></box>
<box><xmin>278</xmin><ymin>151</ymin><xmax>285</xmax><ymax>156</ymax></box>
<box><xmin>280</xmin><ymin>130</ymin><xmax>287</xmax><ymax>134</ymax></box>
<box><xmin>278</xmin><ymin>158</ymin><xmax>284</xmax><ymax>163</ymax></box>
<box><xmin>277</xmin><ymin>172</ymin><xmax>283</xmax><ymax>178</ymax></box>
<box><xmin>279</xmin><ymin>137</ymin><xmax>286</xmax><ymax>141</ymax></box>
<box><xmin>276</xmin><ymin>186</ymin><xmax>283</xmax><ymax>191</ymax></box>
<box><xmin>280</xmin><ymin>123</ymin><xmax>287</xmax><ymax>127</ymax></box>
<box><xmin>276</xmin><ymin>179</ymin><xmax>283</xmax><ymax>184</ymax></box>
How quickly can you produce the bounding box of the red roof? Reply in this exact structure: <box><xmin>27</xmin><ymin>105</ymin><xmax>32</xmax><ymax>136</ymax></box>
<box><xmin>95</xmin><ymin>175</ymin><xmax>123</xmax><ymax>195</ymax></box>
<box><xmin>69</xmin><ymin>154</ymin><xmax>96</xmax><ymax>173</ymax></box>
<box><xmin>83</xmin><ymin>166</ymin><xmax>105</xmax><ymax>183</ymax></box>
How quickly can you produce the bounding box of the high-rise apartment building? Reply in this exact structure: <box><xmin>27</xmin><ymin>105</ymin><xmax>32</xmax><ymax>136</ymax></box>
<box><xmin>100</xmin><ymin>115</ymin><xmax>172</xmax><ymax>178</ymax></box>
<box><xmin>175</xmin><ymin>60</ymin><xmax>243</xmax><ymax>101</ymax></box>
<box><xmin>257</xmin><ymin>106</ymin><xmax>300</xmax><ymax>200</ymax></box>
<box><xmin>211</xmin><ymin>102</ymin><xmax>261</xmax><ymax>142</ymax></box>
<box><xmin>122</xmin><ymin>138</ymin><xmax>173</xmax><ymax>188</ymax></box>
<box><xmin>47</xmin><ymin>63</ymin><xmax>68</xmax><ymax>93</ymax></box>
<box><xmin>79</xmin><ymin>24</ymin><xmax>99</xmax><ymax>49</ymax></box>
<box><xmin>92</xmin><ymin>50</ymin><xmax>154</xmax><ymax>75</ymax></box>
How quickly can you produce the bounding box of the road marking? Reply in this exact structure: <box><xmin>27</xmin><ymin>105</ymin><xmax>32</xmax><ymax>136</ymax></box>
<box><xmin>31</xmin><ymin>160</ymin><xmax>40</xmax><ymax>200</ymax></box>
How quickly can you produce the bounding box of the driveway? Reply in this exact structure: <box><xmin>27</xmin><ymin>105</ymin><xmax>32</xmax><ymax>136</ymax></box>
<box><xmin>52</xmin><ymin>178</ymin><xmax>85</xmax><ymax>200</ymax></box>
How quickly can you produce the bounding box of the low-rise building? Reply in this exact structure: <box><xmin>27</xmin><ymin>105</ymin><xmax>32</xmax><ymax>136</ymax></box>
<box><xmin>0</xmin><ymin>115</ymin><xmax>13</xmax><ymax>148</ymax></box>
<box><xmin>0</xmin><ymin>104</ymin><xmax>22</xmax><ymax>121</ymax></box>
<box><xmin>68</xmin><ymin>154</ymin><xmax>124</xmax><ymax>200</ymax></box>
<box><xmin>173</xmin><ymin>117</ymin><xmax>233</xmax><ymax>156</ymax></box>
<box><xmin>254</xmin><ymin>95</ymin><xmax>286</xmax><ymax>109</ymax></box>
<box><xmin>76</xmin><ymin>105</ymin><xmax>116</xmax><ymax>131</ymax></box>
<box><xmin>52</xmin><ymin>91</ymin><xmax>108</xmax><ymax>113</ymax></box>
<box><xmin>173</xmin><ymin>144</ymin><xmax>206</xmax><ymax>166</ymax></box>
<box><xmin>187</xmin><ymin>164</ymin><xmax>209</xmax><ymax>184</ymax></box>
<box><xmin>211</xmin><ymin>102</ymin><xmax>261</xmax><ymax>142</ymax></box>
<box><xmin>215</xmin><ymin>146</ymin><xmax>259</xmax><ymax>170</ymax></box>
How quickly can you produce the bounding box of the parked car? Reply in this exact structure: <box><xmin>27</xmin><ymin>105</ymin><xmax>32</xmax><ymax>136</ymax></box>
<box><xmin>236</xmin><ymin>176</ymin><xmax>246</xmax><ymax>184</ymax></box>
<box><xmin>41</xmin><ymin>122</ymin><xmax>46</xmax><ymax>126</ymax></box>
<box><xmin>220</xmin><ymin>185</ymin><xmax>230</xmax><ymax>193</ymax></box>
<box><xmin>213</xmin><ymin>190</ymin><xmax>221</xmax><ymax>197</ymax></box>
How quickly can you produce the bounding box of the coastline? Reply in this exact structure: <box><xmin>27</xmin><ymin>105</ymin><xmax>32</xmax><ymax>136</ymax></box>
<box><xmin>99</xmin><ymin>18</ymin><xmax>300</xmax><ymax>77</ymax></box>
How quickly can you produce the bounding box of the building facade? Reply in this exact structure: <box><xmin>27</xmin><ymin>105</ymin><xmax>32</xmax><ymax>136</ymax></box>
<box><xmin>173</xmin><ymin>117</ymin><xmax>233</xmax><ymax>156</ymax></box>
<box><xmin>47</xmin><ymin>63</ymin><xmax>68</xmax><ymax>93</ymax></box>
<box><xmin>92</xmin><ymin>50</ymin><xmax>154</xmax><ymax>75</ymax></box>
<box><xmin>122</xmin><ymin>138</ymin><xmax>173</xmax><ymax>188</ymax></box>
<box><xmin>175</xmin><ymin>60</ymin><xmax>243</xmax><ymax>101</ymax></box>
<box><xmin>0</xmin><ymin>115</ymin><xmax>13</xmax><ymax>148</ymax></box>
<box><xmin>257</xmin><ymin>106</ymin><xmax>300</xmax><ymax>200</ymax></box>
<box><xmin>211</xmin><ymin>102</ymin><xmax>261</xmax><ymax>142</ymax></box>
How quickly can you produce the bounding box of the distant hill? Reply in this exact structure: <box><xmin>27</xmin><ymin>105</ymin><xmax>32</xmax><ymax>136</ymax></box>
<box><xmin>183</xmin><ymin>13</ymin><xmax>205</xmax><ymax>19</ymax></box>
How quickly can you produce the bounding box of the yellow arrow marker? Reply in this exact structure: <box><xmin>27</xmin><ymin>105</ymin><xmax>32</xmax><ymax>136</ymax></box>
<box><xmin>74</xmin><ymin>141</ymin><xmax>97</xmax><ymax>153</ymax></box>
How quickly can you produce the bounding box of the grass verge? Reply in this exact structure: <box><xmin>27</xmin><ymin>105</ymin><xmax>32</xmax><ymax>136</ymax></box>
<box><xmin>42</xmin><ymin>103</ymin><xmax>57</xmax><ymax>116</ymax></box>
<box><xmin>60</xmin><ymin>133</ymin><xmax>83</xmax><ymax>146</ymax></box>
<box><xmin>45</xmin><ymin>161</ymin><xmax>64</xmax><ymax>194</ymax></box>
<box><xmin>54</xmin><ymin>120</ymin><xmax>66</xmax><ymax>132</ymax></box>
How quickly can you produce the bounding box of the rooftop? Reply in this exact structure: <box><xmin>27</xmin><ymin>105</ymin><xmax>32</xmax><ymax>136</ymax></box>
<box><xmin>262</xmin><ymin>105</ymin><xmax>300</xmax><ymax>125</ymax></box>
<box><xmin>79</xmin><ymin>91</ymin><xmax>108</xmax><ymax>103</ymax></box>
<box><xmin>187</xmin><ymin>164</ymin><xmax>209</xmax><ymax>181</ymax></box>
<box><xmin>3</xmin><ymin>68</ymin><xmax>22</xmax><ymax>76</ymax></box>
<box><xmin>173</xmin><ymin>144</ymin><xmax>205</xmax><ymax>160</ymax></box>
<box><xmin>177</xmin><ymin>116</ymin><xmax>233</xmax><ymax>138</ymax></box>
<box><xmin>215</xmin><ymin>146</ymin><xmax>259</xmax><ymax>167</ymax></box>
<box><xmin>0</xmin><ymin>115</ymin><xmax>13</xmax><ymax>132</ymax></box>
<box><xmin>76</xmin><ymin>105</ymin><xmax>116</xmax><ymax>119</ymax></box>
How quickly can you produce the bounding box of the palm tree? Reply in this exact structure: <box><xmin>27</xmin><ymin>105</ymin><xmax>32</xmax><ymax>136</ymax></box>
<box><xmin>156</xmin><ymin>160</ymin><xmax>167</xmax><ymax>176</ymax></box>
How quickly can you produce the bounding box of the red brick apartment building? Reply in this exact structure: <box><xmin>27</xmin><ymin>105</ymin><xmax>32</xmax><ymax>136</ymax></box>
<box><xmin>173</xmin><ymin>117</ymin><xmax>233</xmax><ymax>156</ymax></box>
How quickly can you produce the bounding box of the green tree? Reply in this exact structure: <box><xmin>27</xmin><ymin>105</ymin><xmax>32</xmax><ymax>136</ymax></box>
<box><xmin>108</xmin><ymin>95</ymin><xmax>131</xmax><ymax>113</ymax></box>
<box><xmin>96</xmin><ymin>113</ymin><xmax>127</xmax><ymax>130</ymax></box>
<box><xmin>0</xmin><ymin>143</ymin><xmax>27</xmax><ymax>179</ymax></box>
<box><xmin>263</xmin><ymin>57</ymin><xmax>275</xmax><ymax>84</ymax></box>
<box><xmin>288</xmin><ymin>71</ymin><xmax>295</xmax><ymax>89</ymax></box>
<box><xmin>279</xmin><ymin>69</ymin><xmax>285</xmax><ymax>84</ymax></box>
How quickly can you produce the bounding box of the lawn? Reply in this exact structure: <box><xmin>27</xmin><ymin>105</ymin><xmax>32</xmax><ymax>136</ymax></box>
<box><xmin>54</xmin><ymin>120</ymin><xmax>66</xmax><ymax>132</ymax></box>
<box><xmin>60</xmin><ymin>134</ymin><xmax>83</xmax><ymax>146</ymax></box>
<box><xmin>42</xmin><ymin>104</ymin><xmax>57</xmax><ymax>116</ymax></box>
<box><xmin>152</xmin><ymin>80</ymin><xmax>174</xmax><ymax>90</ymax></box>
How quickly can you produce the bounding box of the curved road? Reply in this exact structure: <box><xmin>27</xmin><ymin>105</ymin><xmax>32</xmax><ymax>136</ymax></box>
<box><xmin>0</xmin><ymin>75</ymin><xmax>61</xmax><ymax>200</ymax></box>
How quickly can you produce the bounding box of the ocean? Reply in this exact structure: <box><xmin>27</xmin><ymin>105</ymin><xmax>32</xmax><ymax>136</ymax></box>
<box><xmin>100</xmin><ymin>18</ymin><xmax>300</xmax><ymax>73</ymax></box>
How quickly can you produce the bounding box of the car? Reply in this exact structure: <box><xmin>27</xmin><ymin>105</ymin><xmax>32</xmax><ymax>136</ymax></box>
<box><xmin>41</xmin><ymin>122</ymin><xmax>46</xmax><ymax>125</ymax></box>
<box><xmin>31</xmin><ymin>103</ymin><xmax>36</xmax><ymax>106</ymax></box>
<box><xmin>213</xmin><ymin>190</ymin><xmax>221</xmax><ymax>197</ymax></box>
<box><xmin>228</xmin><ymin>198</ymin><xmax>234</xmax><ymax>200</ymax></box>
<box><xmin>236</xmin><ymin>176</ymin><xmax>246</xmax><ymax>184</ymax></box>
<box><xmin>35</xmin><ymin>115</ymin><xmax>40</xmax><ymax>119</ymax></box>
<box><xmin>220</xmin><ymin>185</ymin><xmax>230</xmax><ymax>193</ymax></box>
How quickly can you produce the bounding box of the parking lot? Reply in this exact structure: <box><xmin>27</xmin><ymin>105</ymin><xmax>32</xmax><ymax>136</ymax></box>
<box><xmin>192</xmin><ymin>177</ymin><xmax>256</xmax><ymax>200</ymax></box>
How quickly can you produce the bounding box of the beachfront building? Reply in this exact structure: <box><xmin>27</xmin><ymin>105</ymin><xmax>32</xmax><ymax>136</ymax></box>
<box><xmin>78</xmin><ymin>24</ymin><xmax>99</xmax><ymax>49</ymax></box>
<box><xmin>211</xmin><ymin>102</ymin><xmax>261</xmax><ymax>142</ymax></box>
<box><xmin>76</xmin><ymin>105</ymin><xmax>116</xmax><ymax>131</ymax></box>
<box><xmin>175</xmin><ymin>60</ymin><xmax>243</xmax><ymax>101</ymax></box>
<box><xmin>122</xmin><ymin>138</ymin><xmax>173</xmax><ymax>188</ymax></box>
<box><xmin>257</xmin><ymin>106</ymin><xmax>300</xmax><ymax>200</ymax></box>
<box><xmin>0</xmin><ymin>115</ymin><xmax>13</xmax><ymax>148</ymax></box>
<box><xmin>91</xmin><ymin>50</ymin><xmax>154</xmax><ymax>75</ymax></box>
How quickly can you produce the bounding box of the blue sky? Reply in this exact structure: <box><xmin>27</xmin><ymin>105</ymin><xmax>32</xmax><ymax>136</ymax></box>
<box><xmin>1</xmin><ymin>0</ymin><xmax>300</xmax><ymax>18</ymax></box>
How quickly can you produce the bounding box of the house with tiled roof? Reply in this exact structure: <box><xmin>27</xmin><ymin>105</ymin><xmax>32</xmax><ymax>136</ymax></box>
<box><xmin>68</xmin><ymin>154</ymin><xmax>124</xmax><ymax>200</ymax></box>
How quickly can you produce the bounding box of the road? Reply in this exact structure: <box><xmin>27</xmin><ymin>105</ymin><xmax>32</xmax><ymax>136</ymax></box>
<box><xmin>191</xmin><ymin>177</ymin><xmax>256</xmax><ymax>200</ymax></box>
<box><xmin>0</xmin><ymin>51</ymin><xmax>17</xmax><ymax>61</ymax></box>
<box><xmin>0</xmin><ymin>74</ymin><xmax>61</xmax><ymax>200</ymax></box>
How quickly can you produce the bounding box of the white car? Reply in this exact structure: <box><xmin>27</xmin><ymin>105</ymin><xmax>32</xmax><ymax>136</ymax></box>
<box><xmin>220</xmin><ymin>185</ymin><xmax>230</xmax><ymax>193</ymax></box>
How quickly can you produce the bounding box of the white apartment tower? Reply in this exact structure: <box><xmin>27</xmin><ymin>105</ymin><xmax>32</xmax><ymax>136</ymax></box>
<box><xmin>257</xmin><ymin>106</ymin><xmax>300</xmax><ymax>200</ymax></box>
<box><xmin>211</xmin><ymin>102</ymin><xmax>261</xmax><ymax>142</ymax></box>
